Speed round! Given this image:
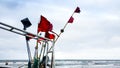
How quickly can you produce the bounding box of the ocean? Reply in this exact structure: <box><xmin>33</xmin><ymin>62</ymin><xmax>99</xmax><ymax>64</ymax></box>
<box><xmin>0</xmin><ymin>60</ymin><xmax>120</xmax><ymax>68</ymax></box>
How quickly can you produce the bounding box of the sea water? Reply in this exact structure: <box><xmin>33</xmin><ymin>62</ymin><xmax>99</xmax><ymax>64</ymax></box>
<box><xmin>0</xmin><ymin>60</ymin><xmax>120</xmax><ymax>68</ymax></box>
<box><xmin>55</xmin><ymin>60</ymin><xmax>120</xmax><ymax>68</ymax></box>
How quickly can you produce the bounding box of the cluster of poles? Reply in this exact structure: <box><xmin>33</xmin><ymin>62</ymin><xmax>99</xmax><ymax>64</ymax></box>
<box><xmin>0</xmin><ymin>6</ymin><xmax>80</xmax><ymax>68</ymax></box>
<box><xmin>0</xmin><ymin>22</ymin><xmax>56</xmax><ymax>68</ymax></box>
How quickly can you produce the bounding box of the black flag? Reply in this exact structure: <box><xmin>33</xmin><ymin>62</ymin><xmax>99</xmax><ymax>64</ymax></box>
<box><xmin>21</xmin><ymin>18</ymin><xmax>32</xmax><ymax>30</ymax></box>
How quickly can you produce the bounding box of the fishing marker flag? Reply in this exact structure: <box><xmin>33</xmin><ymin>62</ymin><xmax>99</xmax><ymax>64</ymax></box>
<box><xmin>68</xmin><ymin>16</ymin><xmax>74</xmax><ymax>23</ymax></box>
<box><xmin>38</xmin><ymin>15</ymin><xmax>53</xmax><ymax>33</ymax></box>
<box><xmin>74</xmin><ymin>7</ymin><xmax>80</xmax><ymax>13</ymax></box>
<box><xmin>21</xmin><ymin>18</ymin><xmax>32</xmax><ymax>30</ymax></box>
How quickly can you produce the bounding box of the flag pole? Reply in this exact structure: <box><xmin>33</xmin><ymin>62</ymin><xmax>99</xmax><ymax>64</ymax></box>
<box><xmin>32</xmin><ymin>23</ymin><xmax>40</xmax><ymax>68</ymax></box>
<box><xmin>32</xmin><ymin>38</ymin><xmax>39</xmax><ymax>67</ymax></box>
<box><xmin>25</xmin><ymin>37</ymin><xmax>32</xmax><ymax>68</ymax></box>
<box><xmin>49</xmin><ymin>6</ymin><xmax>80</xmax><ymax>51</ymax></box>
<box><xmin>21</xmin><ymin>18</ymin><xmax>32</xmax><ymax>68</ymax></box>
<box><xmin>55</xmin><ymin>12</ymin><xmax>74</xmax><ymax>42</ymax></box>
<box><xmin>24</xmin><ymin>28</ymin><xmax>32</xmax><ymax>68</ymax></box>
<box><xmin>55</xmin><ymin>6</ymin><xmax>80</xmax><ymax>43</ymax></box>
<box><xmin>49</xmin><ymin>12</ymin><xmax>75</xmax><ymax>52</ymax></box>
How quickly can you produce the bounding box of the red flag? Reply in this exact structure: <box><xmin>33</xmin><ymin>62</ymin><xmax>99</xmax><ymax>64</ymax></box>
<box><xmin>38</xmin><ymin>15</ymin><xmax>53</xmax><ymax>33</ymax></box>
<box><xmin>68</xmin><ymin>16</ymin><xmax>74</xmax><ymax>23</ymax></box>
<box><xmin>45</xmin><ymin>32</ymin><xmax>55</xmax><ymax>39</ymax></box>
<box><xmin>74</xmin><ymin>7</ymin><xmax>80</xmax><ymax>13</ymax></box>
<box><xmin>49</xmin><ymin>23</ymin><xmax>53</xmax><ymax>31</ymax></box>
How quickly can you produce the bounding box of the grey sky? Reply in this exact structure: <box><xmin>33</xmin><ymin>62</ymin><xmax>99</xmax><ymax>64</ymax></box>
<box><xmin>0</xmin><ymin>0</ymin><xmax>120</xmax><ymax>60</ymax></box>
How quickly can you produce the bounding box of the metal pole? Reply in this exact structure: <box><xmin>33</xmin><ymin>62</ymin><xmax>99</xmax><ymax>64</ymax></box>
<box><xmin>25</xmin><ymin>38</ymin><xmax>32</xmax><ymax>61</ymax></box>
<box><xmin>33</xmin><ymin>25</ymin><xmax>39</xmax><ymax>68</ymax></box>
<box><xmin>55</xmin><ymin>13</ymin><xmax>74</xmax><ymax>42</ymax></box>
<box><xmin>38</xmin><ymin>42</ymin><xmax>44</xmax><ymax>60</ymax></box>
<box><xmin>45</xmin><ymin>42</ymin><xmax>49</xmax><ymax>68</ymax></box>
<box><xmin>49</xmin><ymin>13</ymin><xmax>75</xmax><ymax>52</ymax></box>
<box><xmin>51</xmin><ymin>41</ymin><xmax>55</xmax><ymax>68</ymax></box>
<box><xmin>24</xmin><ymin>27</ymin><xmax>32</xmax><ymax>68</ymax></box>
<box><xmin>0</xmin><ymin>22</ymin><xmax>52</xmax><ymax>42</ymax></box>
<box><xmin>25</xmin><ymin>37</ymin><xmax>32</xmax><ymax>68</ymax></box>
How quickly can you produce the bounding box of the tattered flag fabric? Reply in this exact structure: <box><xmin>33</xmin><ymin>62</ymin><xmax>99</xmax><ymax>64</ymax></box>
<box><xmin>21</xmin><ymin>18</ymin><xmax>32</xmax><ymax>30</ymax></box>
<box><xmin>68</xmin><ymin>16</ymin><xmax>74</xmax><ymax>23</ymax></box>
<box><xmin>38</xmin><ymin>15</ymin><xmax>53</xmax><ymax>33</ymax></box>
<box><xmin>74</xmin><ymin>7</ymin><xmax>80</xmax><ymax>13</ymax></box>
<box><xmin>49</xmin><ymin>23</ymin><xmax>53</xmax><ymax>31</ymax></box>
<box><xmin>45</xmin><ymin>32</ymin><xmax>55</xmax><ymax>39</ymax></box>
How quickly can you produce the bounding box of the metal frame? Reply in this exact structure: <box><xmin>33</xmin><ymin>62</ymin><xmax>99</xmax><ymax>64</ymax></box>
<box><xmin>0</xmin><ymin>22</ymin><xmax>55</xmax><ymax>68</ymax></box>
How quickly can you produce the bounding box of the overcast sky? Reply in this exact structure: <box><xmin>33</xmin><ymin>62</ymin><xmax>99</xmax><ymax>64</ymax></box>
<box><xmin>0</xmin><ymin>0</ymin><xmax>120</xmax><ymax>60</ymax></box>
